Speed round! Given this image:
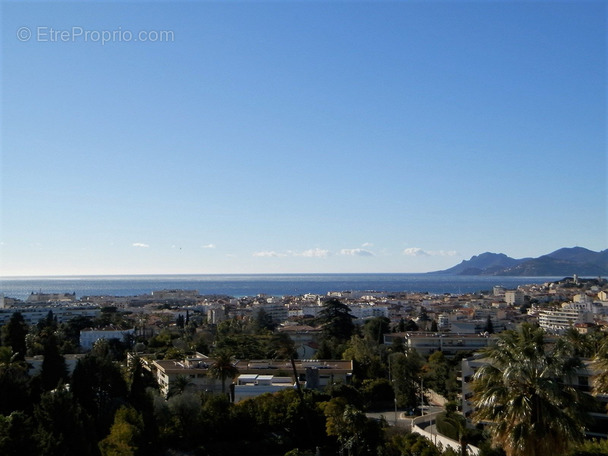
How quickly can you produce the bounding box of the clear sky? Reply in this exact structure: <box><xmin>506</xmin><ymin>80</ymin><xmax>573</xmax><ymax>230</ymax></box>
<box><xmin>1</xmin><ymin>0</ymin><xmax>606</xmax><ymax>276</ymax></box>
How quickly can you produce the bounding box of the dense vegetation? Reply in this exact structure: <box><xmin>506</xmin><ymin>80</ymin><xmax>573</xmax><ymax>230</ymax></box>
<box><xmin>1</xmin><ymin>300</ymin><xmax>607</xmax><ymax>455</ymax></box>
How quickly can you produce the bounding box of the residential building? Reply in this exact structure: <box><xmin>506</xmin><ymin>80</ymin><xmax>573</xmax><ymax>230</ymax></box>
<box><xmin>0</xmin><ymin>305</ymin><xmax>100</xmax><ymax>325</ymax></box>
<box><xmin>538</xmin><ymin>303</ymin><xmax>594</xmax><ymax>334</ymax></box>
<box><xmin>233</xmin><ymin>374</ymin><xmax>295</xmax><ymax>402</ymax></box>
<box><xmin>254</xmin><ymin>301</ymin><xmax>288</xmax><ymax>324</ymax></box>
<box><xmin>80</xmin><ymin>327</ymin><xmax>135</xmax><ymax>350</ymax></box>
<box><xmin>277</xmin><ymin>325</ymin><xmax>321</xmax><ymax>359</ymax></box>
<box><xmin>26</xmin><ymin>292</ymin><xmax>76</xmax><ymax>303</ymax></box>
<box><xmin>383</xmin><ymin>332</ymin><xmax>495</xmax><ymax>357</ymax></box>
<box><xmin>151</xmin><ymin>289</ymin><xmax>199</xmax><ymax>300</ymax></box>
<box><xmin>504</xmin><ymin>290</ymin><xmax>525</xmax><ymax>307</ymax></box>
<box><xmin>150</xmin><ymin>355</ymin><xmax>353</xmax><ymax>398</ymax></box>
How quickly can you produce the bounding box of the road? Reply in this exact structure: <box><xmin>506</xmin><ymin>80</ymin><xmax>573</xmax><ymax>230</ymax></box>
<box><xmin>365</xmin><ymin>410</ymin><xmax>413</xmax><ymax>430</ymax></box>
<box><xmin>365</xmin><ymin>405</ymin><xmax>445</xmax><ymax>433</ymax></box>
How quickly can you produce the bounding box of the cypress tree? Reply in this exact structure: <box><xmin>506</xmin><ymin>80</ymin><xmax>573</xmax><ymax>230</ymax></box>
<box><xmin>39</xmin><ymin>332</ymin><xmax>68</xmax><ymax>392</ymax></box>
<box><xmin>3</xmin><ymin>312</ymin><xmax>28</xmax><ymax>361</ymax></box>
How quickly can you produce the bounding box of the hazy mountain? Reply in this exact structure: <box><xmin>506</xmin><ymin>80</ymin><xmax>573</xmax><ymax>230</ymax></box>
<box><xmin>436</xmin><ymin>247</ymin><xmax>608</xmax><ymax>276</ymax></box>
<box><xmin>435</xmin><ymin>252</ymin><xmax>525</xmax><ymax>275</ymax></box>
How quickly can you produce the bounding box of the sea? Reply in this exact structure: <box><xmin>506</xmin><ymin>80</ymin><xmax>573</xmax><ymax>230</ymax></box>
<box><xmin>0</xmin><ymin>274</ymin><xmax>563</xmax><ymax>301</ymax></box>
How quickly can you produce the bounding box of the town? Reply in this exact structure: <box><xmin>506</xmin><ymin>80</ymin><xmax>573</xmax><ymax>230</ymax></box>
<box><xmin>1</xmin><ymin>275</ymin><xmax>608</xmax><ymax>455</ymax></box>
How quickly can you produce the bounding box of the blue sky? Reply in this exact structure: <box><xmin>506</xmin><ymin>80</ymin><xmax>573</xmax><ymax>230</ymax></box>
<box><xmin>1</xmin><ymin>0</ymin><xmax>606</xmax><ymax>276</ymax></box>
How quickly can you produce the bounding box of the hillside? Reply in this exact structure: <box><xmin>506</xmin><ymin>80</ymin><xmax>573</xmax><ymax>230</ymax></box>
<box><xmin>436</xmin><ymin>247</ymin><xmax>608</xmax><ymax>276</ymax></box>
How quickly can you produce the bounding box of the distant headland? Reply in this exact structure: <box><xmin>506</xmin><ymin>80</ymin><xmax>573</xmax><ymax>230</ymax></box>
<box><xmin>434</xmin><ymin>246</ymin><xmax>608</xmax><ymax>276</ymax></box>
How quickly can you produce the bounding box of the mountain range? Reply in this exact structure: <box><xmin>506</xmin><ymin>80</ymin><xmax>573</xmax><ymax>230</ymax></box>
<box><xmin>436</xmin><ymin>247</ymin><xmax>608</xmax><ymax>276</ymax></box>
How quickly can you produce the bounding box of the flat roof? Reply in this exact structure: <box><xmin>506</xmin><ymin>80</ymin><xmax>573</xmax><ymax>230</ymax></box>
<box><xmin>238</xmin><ymin>374</ymin><xmax>259</xmax><ymax>381</ymax></box>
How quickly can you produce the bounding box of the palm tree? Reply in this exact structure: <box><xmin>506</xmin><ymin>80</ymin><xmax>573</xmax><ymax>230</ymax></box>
<box><xmin>210</xmin><ymin>350</ymin><xmax>239</xmax><ymax>395</ymax></box>
<box><xmin>168</xmin><ymin>374</ymin><xmax>194</xmax><ymax>398</ymax></box>
<box><xmin>591</xmin><ymin>334</ymin><xmax>608</xmax><ymax>396</ymax></box>
<box><xmin>438</xmin><ymin>403</ymin><xmax>471</xmax><ymax>456</ymax></box>
<box><xmin>269</xmin><ymin>332</ymin><xmax>303</xmax><ymax>400</ymax></box>
<box><xmin>472</xmin><ymin>323</ymin><xmax>589</xmax><ymax>456</ymax></box>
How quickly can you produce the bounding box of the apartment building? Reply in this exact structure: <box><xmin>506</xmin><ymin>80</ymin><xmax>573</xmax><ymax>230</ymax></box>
<box><xmin>538</xmin><ymin>302</ymin><xmax>594</xmax><ymax>334</ymax></box>
<box><xmin>80</xmin><ymin>327</ymin><xmax>136</xmax><ymax>350</ymax></box>
<box><xmin>233</xmin><ymin>374</ymin><xmax>295</xmax><ymax>402</ymax></box>
<box><xmin>383</xmin><ymin>332</ymin><xmax>495</xmax><ymax>357</ymax></box>
<box><xmin>151</xmin><ymin>355</ymin><xmax>353</xmax><ymax>398</ymax></box>
<box><xmin>504</xmin><ymin>290</ymin><xmax>525</xmax><ymax>307</ymax></box>
<box><xmin>0</xmin><ymin>304</ymin><xmax>100</xmax><ymax>325</ymax></box>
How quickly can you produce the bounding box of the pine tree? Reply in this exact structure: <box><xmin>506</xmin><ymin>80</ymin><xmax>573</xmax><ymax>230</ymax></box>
<box><xmin>316</xmin><ymin>298</ymin><xmax>355</xmax><ymax>342</ymax></box>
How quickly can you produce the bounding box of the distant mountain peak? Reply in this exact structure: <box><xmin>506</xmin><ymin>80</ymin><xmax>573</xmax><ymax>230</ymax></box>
<box><xmin>435</xmin><ymin>247</ymin><xmax>607</xmax><ymax>276</ymax></box>
<box><xmin>435</xmin><ymin>252</ymin><xmax>522</xmax><ymax>275</ymax></box>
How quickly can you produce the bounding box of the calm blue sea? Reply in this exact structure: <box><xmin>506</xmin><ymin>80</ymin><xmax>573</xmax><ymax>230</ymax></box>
<box><xmin>0</xmin><ymin>274</ymin><xmax>562</xmax><ymax>301</ymax></box>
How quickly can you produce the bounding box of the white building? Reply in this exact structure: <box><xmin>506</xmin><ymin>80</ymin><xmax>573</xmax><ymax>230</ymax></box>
<box><xmin>80</xmin><ymin>327</ymin><xmax>135</xmax><ymax>350</ymax></box>
<box><xmin>505</xmin><ymin>290</ymin><xmax>525</xmax><ymax>307</ymax></box>
<box><xmin>349</xmin><ymin>304</ymin><xmax>389</xmax><ymax>320</ymax></box>
<box><xmin>255</xmin><ymin>301</ymin><xmax>289</xmax><ymax>324</ymax></box>
<box><xmin>0</xmin><ymin>305</ymin><xmax>100</xmax><ymax>325</ymax></box>
<box><xmin>150</xmin><ymin>356</ymin><xmax>354</xmax><ymax>398</ymax></box>
<box><xmin>233</xmin><ymin>374</ymin><xmax>295</xmax><ymax>402</ymax></box>
<box><xmin>538</xmin><ymin>305</ymin><xmax>593</xmax><ymax>334</ymax></box>
<box><xmin>383</xmin><ymin>332</ymin><xmax>495</xmax><ymax>357</ymax></box>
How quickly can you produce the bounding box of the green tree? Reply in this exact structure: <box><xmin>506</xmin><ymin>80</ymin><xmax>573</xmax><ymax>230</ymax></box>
<box><xmin>387</xmin><ymin>432</ymin><xmax>441</xmax><ymax>456</ymax></box>
<box><xmin>126</xmin><ymin>356</ymin><xmax>157</xmax><ymax>452</ymax></box>
<box><xmin>436</xmin><ymin>403</ymin><xmax>474</xmax><ymax>456</ymax></box>
<box><xmin>34</xmin><ymin>387</ymin><xmax>96</xmax><ymax>456</ymax></box>
<box><xmin>566</xmin><ymin>438</ymin><xmax>608</xmax><ymax>456</ymax></box>
<box><xmin>323</xmin><ymin>398</ymin><xmax>384</xmax><ymax>456</ymax></box>
<box><xmin>560</xmin><ymin>327</ymin><xmax>597</xmax><ymax>358</ymax></box>
<box><xmin>210</xmin><ymin>350</ymin><xmax>239</xmax><ymax>394</ymax></box>
<box><xmin>417</xmin><ymin>308</ymin><xmax>431</xmax><ymax>331</ymax></box>
<box><xmin>389</xmin><ymin>350</ymin><xmax>422</xmax><ymax>408</ymax></box>
<box><xmin>423</xmin><ymin>351</ymin><xmax>455</xmax><ymax>399</ymax></box>
<box><xmin>269</xmin><ymin>332</ymin><xmax>303</xmax><ymax>399</ymax></box>
<box><xmin>71</xmin><ymin>350</ymin><xmax>129</xmax><ymax>438</ymax></box>
<box><xmin>592</xmin><ymin>334</ymin><xmax>608</xmax><ymax>396</ymax></box>
<box><xmin>39</xmin><ymin>332</ymin><xmax>68</xmax><ymax>392</ymax></box>
<box><xmin>215</xmin><ymin>333</ymin><xmax>266</xmax><ymax>359</ymax></box>
<box><xmin>253</xmin><ymin>308</ymin><xmax>277</xmax><ymax>333</ymax></box>
<box><xmin>37</xmin><ymin>310</ymin><xmax>57</xmax><ymax>332</ymax></box>
<box><xmin>167</xmin><ymin>374</ymin><xmax>194</xmax><ymax>398</ymax></box>
<box><xmin>60</xmin><ymin>315</ymin><xmax>94</xmax><ymax>349</ymax></box>
<box><xmin>403</xmin><ymin>319</ymin><xmax>419</xmax><ymax>332</ymax></box>
<box><xmin>315</xmin><ymin>338</ymin><xmax>335</xmax><ymax>359</ymax></box>
<box><xmin>360</xmin><ymin>378</ymin><xmax>394</xmax><ymax>409</ymax></box>
<box><xmin>2</xmin><ymin>312</ymin><xmax>28</xmax><ymax>362</ymax></box>
<box><xmin>316</xmin><ymin>298</ymin><xmax>355</xmax><ymax>343</ymax></box>
<box><xmin>472</xmin><ymin>323</ymin><xmax>589</xmax><ymax>456</ymax></box>
<box><xmin>0</xmin><ymin>411</ymin><xmax>38</xmax><ymax>456</ymax></box>
<box><xmin>0</xmin><ymin>351</ymin><xmax>31</xmax><ymax>414</ymax></box>
<box><xmin>342</xmin><ymin>335</ymin><xmax>386</xmax><ymax>381</ymax></box>
<box><xmin>484</xmin><ymin>315</ymin><xmax>494</xmax><ymax>334</ymax></box>
<box><xmin>98</xmin><ymin>406</ymin><xmax>145</xmax><ymax>456</ymax></box>
<box><xmin>362</xmin><ymin>317</ymin><xmax>390</xmax><ymax>345</ymax></box>
<box><xmin>163</xmin><ymin>392</ymin><xmax>203</xmax><ymax>450</ymax></box>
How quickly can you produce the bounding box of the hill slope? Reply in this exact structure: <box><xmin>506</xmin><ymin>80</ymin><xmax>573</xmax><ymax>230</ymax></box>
<box><xmin>436</xmin><ymin>247</ymin><xmax>608</xmax><ymax>276</ymax></box>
